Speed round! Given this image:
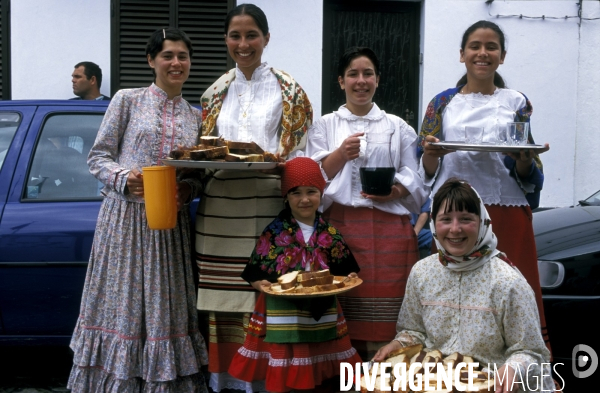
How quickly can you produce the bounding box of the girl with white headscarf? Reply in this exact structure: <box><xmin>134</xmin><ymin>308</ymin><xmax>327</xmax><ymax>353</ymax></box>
<box><xmin>373</xmin><ymin>178</ymin><xmax>554</xmax><ymax>393</ymax></box>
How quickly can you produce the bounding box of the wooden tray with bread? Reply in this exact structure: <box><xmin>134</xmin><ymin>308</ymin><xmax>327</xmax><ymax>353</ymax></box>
<box><xmin>163</xmin><ymin>136</ymin><xmax>278</xmax><ymax>170</ymax></box>
<box><xmin>264</xmin><ymin>269</ymin><xmax>362</xmax><ymax>298</ymax></box>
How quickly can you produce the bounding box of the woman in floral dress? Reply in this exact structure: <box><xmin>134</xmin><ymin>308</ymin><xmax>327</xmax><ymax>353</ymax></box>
<box><xmin>68</xmin><ymin>28</ymin><xmax>208</xmax><ymax>392</ymax></box>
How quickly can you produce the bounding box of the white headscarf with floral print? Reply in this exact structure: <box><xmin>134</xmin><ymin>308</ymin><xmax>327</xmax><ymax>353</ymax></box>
<box><xmin>430</xmin><ymin>182</ymin><xmax>502</xmax><ymax>272</ymax></box>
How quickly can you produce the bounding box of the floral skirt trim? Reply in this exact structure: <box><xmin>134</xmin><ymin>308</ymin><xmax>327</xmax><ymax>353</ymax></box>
<box><xmin>70</xmin><ymin>324</ymin><xmax>207</xmax><ymax>381</ymax></box>
<box><xmin>67</xmin><ymin>364</ymin><xmax>208</xmax><ymax>393</ymax></box>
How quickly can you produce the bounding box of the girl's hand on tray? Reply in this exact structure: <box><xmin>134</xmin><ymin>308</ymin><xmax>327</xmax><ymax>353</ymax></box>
<box><xmin>251</xmin><ymin>280</ymin><xmax>272</xmax><ymax>293</ymax></box>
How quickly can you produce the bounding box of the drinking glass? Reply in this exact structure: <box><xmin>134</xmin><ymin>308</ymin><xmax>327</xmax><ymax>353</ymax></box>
<box><xmin>464</xmin><ymin>126</ymin><xmax>484</xmax><ymax>144</ymax></box>
<box><xmin>495</xmin><ymin>125</ymin><xmax>509</xmax><ymax>145</ymax></box>
<box><xmin>507</xmin><ymin>122</ymin><xmax>530</xmax><ymax>146</ymax></box>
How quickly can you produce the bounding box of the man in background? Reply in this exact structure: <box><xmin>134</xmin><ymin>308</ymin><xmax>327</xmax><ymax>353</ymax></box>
<box><xmin>70</xmin><ymin>61</ymin><xmax>110</xmax><ymax>100</ymax></box>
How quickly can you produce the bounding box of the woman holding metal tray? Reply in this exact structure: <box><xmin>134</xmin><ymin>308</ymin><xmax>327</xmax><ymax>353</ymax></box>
<box><xmin>194</xmin><ymin>4</ymin><xmax>313</xmax><ymax>393</ymax></box>
<box><xmin>418</xmin><ymin>20</ymin><xmax>551</xmax><ymax>352</ymax></box>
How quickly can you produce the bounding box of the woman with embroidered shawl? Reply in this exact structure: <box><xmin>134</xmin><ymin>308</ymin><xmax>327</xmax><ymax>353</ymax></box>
<box><xmin>374</xmin><ymin>179</ymin><xmax>554</xmax><ymax>393</ymax></box>
<box><xmin>418</xmin><ymin>21</ymin><xmax>550</xmax><ymax>350</ymax></box>
<box><xmin>195</xmin><ymin>4</ymin><xmax>313</xmax><ymax>392</ymax></box>
<box><xmin>68</xmin><ymin>28</ymin><xmax>208</xmax><ymax>392</ymax></box>
<box><xmin>228</xmin><ymin>157</ymin><xmax>361</xmax><ymax>392</ymax></box>
<box><xmin>306</xmin><ymin>47</ymin><xmax>427</xmax><ymax>360</ymax></box>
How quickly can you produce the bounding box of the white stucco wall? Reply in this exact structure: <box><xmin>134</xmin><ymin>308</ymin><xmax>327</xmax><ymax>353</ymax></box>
<box><xmin>252</xmin><ymin>0</ymin><xmax>323</xmax><ymax>118</ymax></box>
<box><xmin>11</xmin><ymin>0</ymin><xmax>111</xmax><ymax>100</ymax></box>
<box><xmin>8</xmin><ymin>0</ymin><xmax>599</xmax><ymax>207</ymax></box>
<box><xmin>575</xmin><ymin>2</ymin><xmax>600</xmax><ymax>201</ymax></box>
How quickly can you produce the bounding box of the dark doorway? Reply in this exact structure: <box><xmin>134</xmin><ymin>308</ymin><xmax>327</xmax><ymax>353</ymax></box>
<box><xmin>323</xmin><ymin>1</ymin><xmax>421</xmax><ymax>130</ymax></box>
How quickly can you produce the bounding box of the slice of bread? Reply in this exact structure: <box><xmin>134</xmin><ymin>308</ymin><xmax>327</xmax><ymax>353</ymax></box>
<box><xmin>442</xmin><ymin>352</ymin><xmax>464</xmax><ymax>369</ymax></box>
<box><xmin>298</xmin><ymin>269</ymin><xmax>331</xmax><ymax>282</ymax></box>
<box><xmin>360</xmin><ymin>374</ymin><xmax>382</xmax><ymax>393</ymax></box>
<box><xmin>226</xmin><ymin>140</ymin><xmax>264</xmax><ymax>154</ymax></box>
<box><xmin>278</xmin><ymin>271</ymin><xmax>299</xmax><ymax>290</ymax></box>
<box><xmin>169</xmin><ymin>149</ymin><xmax>190</xmax><ymax>160</ymax></box>
<box><xmin>200</xmin><ymin>136</ymin><xmax>227</xmax><ymax>146</ymax></box>
<box><xmin>270</xmin><ymin>284</ymin><xmax>296</xmax><ymax>294</ymax></box>
<box><xmin>314</xmin><ymin>269</ymin><xmax>330</xmax><ymax>277</ymax></box>
<box><xmin>300</xmin><ymin>278</ymin><xmax>318</xmax><ymax>287</ymax></box>
<box><xmin>224</xmin><ymin>153</ymin><xmax>264</xmax><ymax>162</ymax></box>
<box><xmin>388</xmin><ymin>343</ymin><xmax>423</xmax><ymax>359</ymax></box>
<box><xmin>315</xmin><ymin>276</ymin><xmax>334</xmax><ymax>285</ymax></box>
<box><xmin>190</xmin><ymin>146</ymin><xmax>229</xmax><ymax>161</ymax></box>
<box><xmin>277</xmin><ymin>270</ymin><xmax>298</xmax><ymax>284</ymax></box>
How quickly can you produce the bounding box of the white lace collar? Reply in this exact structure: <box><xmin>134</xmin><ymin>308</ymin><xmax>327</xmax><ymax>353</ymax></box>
<box><xmin>234</xmin><ymin>62</ymin><xmax>271</xmax><ymax>82</ymax></box>
<box><xmin>334</xmin><ymin>103</ymin><xmax>386</xmax><ymax>122</ymax></box>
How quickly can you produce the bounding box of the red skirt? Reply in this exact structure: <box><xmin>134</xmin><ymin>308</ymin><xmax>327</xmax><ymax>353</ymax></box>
<box><xmin>486</xmin><ymin>204</ymin><xmax>550</xmax><ymax>352</ymax></box>
<box><xmin>228</xmin><ymin>293</ymin><xmax>362</xmax><ymax>393</ymax></box>
<box><xmin>323</xmin><ymin>203</ymin><xmax>418</xmax><ymax>342</ymax></box>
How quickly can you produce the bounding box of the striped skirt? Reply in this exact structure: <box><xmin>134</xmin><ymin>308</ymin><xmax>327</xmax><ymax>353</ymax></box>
<box><xmin>229</xmin><ymin>293</ymin><xmax>361</xmax><ymax>392</ymax></box>
<box><xmin>323</xmin><ymin>203</ymin><xmax>418</xmax><ymax>344</ymax></box>
<box><xmin>195</xmin><ymin>170</ymin><xmax>283</xmax><ymax>389</ymax></box>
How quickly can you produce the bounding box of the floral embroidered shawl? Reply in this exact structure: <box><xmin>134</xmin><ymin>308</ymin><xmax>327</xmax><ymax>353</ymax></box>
<box><xmin>241</xmin><ymin>209</ymin><xmax>359</xmax><ymax>285</ymax></box>
<box><xmin>241</xmin><ymin>208</ymin><xmax>359</xmax><ymax>343</ymax></box>
<box><xmin>200</xmin><ymin>67</ymin><xmax>313</xmax><ymax>158</ymax></box>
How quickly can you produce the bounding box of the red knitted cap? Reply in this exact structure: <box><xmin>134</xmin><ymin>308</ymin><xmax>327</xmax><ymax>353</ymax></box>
<box><xmin>281</xmin><ymin>157</ymin><xmax>326</xmax><ymax>196</ymax></box>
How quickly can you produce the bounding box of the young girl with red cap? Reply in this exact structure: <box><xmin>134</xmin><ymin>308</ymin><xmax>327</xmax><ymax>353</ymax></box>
<box><xmin>228</xmin><ymin>157</ymin><xmax>361</xmax><ymax>393</ymax></box>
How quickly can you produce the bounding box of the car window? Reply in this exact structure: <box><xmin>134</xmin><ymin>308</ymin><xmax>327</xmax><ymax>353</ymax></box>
<box><xmin>25</xmin><ymin>113</ymin><xmax>104</xmax><ymax>200</ymax></box>
<box><xmin>0</xmin><ymin>112</ymin><xmax>21</xmax><ymax>171</ymax></box>
<box><xmin>581</xmin><ymin>190</ymin><xmax>600</xmax><ymax>206</ymax></box>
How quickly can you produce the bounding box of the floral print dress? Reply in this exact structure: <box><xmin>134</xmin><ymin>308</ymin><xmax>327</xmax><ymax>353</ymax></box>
<box><xmin>68</xmin><ymin>84</ymin><xmax>208</xmax><ymax>393</ymax></box>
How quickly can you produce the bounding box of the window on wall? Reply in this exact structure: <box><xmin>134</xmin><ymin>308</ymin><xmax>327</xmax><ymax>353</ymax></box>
<box><xmin>0</xmin><ymin>0</ymin><xmax>12</xmax><ymax>100</ymax></box>
<box><xmin>111</xmin><ymin>0</ymin><xmax>235</xmax><ymax>104</ymax></box>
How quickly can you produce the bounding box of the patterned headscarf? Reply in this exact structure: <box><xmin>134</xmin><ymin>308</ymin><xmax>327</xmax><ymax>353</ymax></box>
<box><xmin>281</xmin><ymin>157</ymin><xmax>326</xmax><ymax>197</ymax></box>
<box><xmin>430</xmin><ymin>182</ymin><xmax>502</xmax><ymax>272</ymax></box>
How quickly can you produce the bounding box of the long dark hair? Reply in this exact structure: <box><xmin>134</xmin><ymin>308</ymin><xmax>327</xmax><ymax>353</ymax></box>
<box><xmin>224</xmin><ymin>3</ymin><xmax>269</xmax><ymax>36</ymax></box>
<box><xmin>456</xmin><ymin>20</ymin><xmax>507</xmax><ymax>88</ymax></box>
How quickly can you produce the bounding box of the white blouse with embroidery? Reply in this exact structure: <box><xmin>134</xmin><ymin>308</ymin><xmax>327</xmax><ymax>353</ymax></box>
<box><xmin>216</xmin><ymin>62</ymin><xmax>283</xmax><ymax>154</ymax></box>
<box><xmin>420</xmin><ymin>88</ymin><xmax>533</xmax><ymax>207</ymax></box>
<box><xmin>306</xmin><ymin>104</ymin><xmax>427</xmax><ymax>215</ymax></box>
<box><xmin>394</xmin><ymin>255</ymin><xmax>554</xmax><ymax>392</ymax></box>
